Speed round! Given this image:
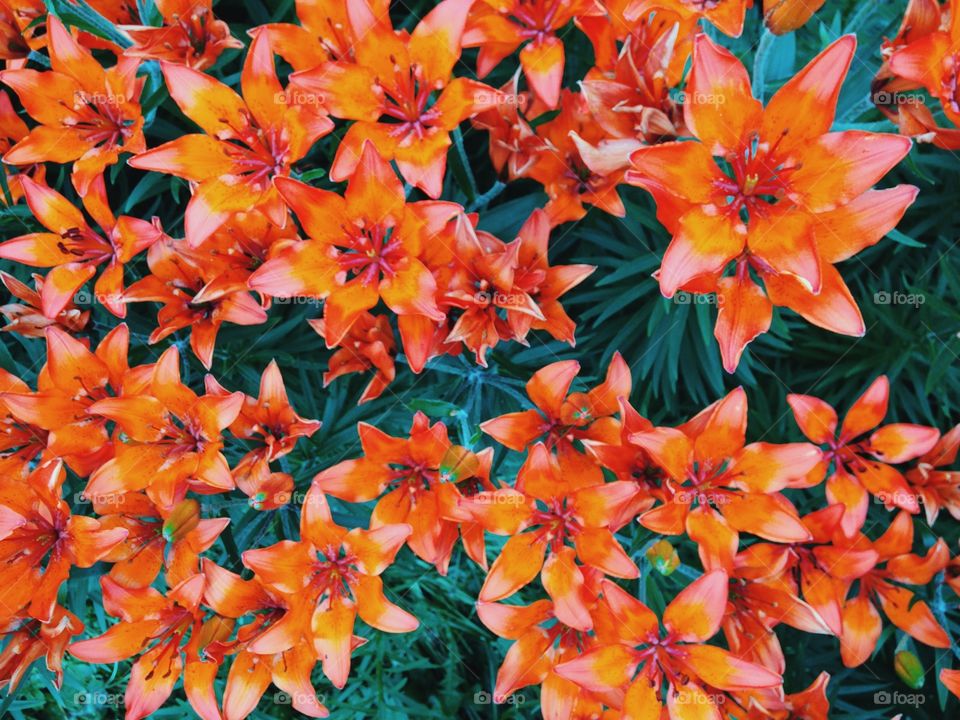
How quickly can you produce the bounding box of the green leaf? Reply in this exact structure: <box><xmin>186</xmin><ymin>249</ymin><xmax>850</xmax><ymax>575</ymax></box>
<box><xmin>887</xmin><ymin>228</ymin><xmax>926</xmax><ymax>248</ymax></box>
<box><xmin>47</xmin><ymin>0</ymin><xmax>133</xmax><ymax>47</ymax></box>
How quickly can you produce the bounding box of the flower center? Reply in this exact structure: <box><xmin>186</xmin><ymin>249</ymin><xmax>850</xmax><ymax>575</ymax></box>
<box><xmin>337</xmin><ymin>222</ymin><xmax>403</xmax><ymax>283</ymax></box>
<box><xmin>712</xmin><ymin>131</ymin><xmax>799</xmax><ymax>221</ymax></box>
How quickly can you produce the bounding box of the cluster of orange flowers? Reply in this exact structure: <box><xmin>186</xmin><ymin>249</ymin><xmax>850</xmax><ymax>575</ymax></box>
<box><xmin>7</xmin><ymin>342</ymin><xmax>959</xmax><ymax>717</ymax></box>
<box><xmin>0</xmin><ymin>0</ymin><xmax>958</xmax><ymax>718</ymax></box>
<box><xmin>3</xmin><ymin>0</ymin><xmax>954</xmax><ymax>385</ymax></box>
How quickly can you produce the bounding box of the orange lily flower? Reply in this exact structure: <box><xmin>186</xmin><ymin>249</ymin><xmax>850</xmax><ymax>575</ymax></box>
<box><xmin>732</xmin><ymin>504</ymin><xmax>877</xmax><ymax>639</ymax></box>
<box><xmin>316</xmin><ymin>412</ymin><xmax>494</xmax><ymax>574</ymax></box>
<box><xmin>625</xmin><ymin>34</ymin><xmax>917</xmax><ymax>371</ymax></box>
<box><xmin>434</xmin><ymin>213</ymin><xmax>544</xmax><ymax>365</ymax></box>
<box><xmin>0</xmin><ymin>88</ymin><xmax>44</xmax><ymax>202</ymax></box>
<box><xmin>0</xmin><ymin>459</ymin><xmax>127</xmax><ymax>624</ymax></box>
<box><xmin>237</xmin><ymin>461</ymin><xmax>297</xmax><ymax>512</ymax></box>
<box><xmin>475</xmin><ymin>570</ymin><xmax>608</xmax><ymax>712</ymax></box>
<box><xmin>124</xmin><ymin>231</ymin><xmax>268</xmax><ymax>369</ymax></box>
<box><xmin>788</xmin><ymin>375</ymin><xmax>940</xmax><ymax>536</ymax></box>
<box><xmin>460</xmin><ymin>443</ymin><xmax>640</xmax><ymax>615</ymax></box>
<box><xmin>874</xmin><ymin>0</ymin><xmax>960</xmax><ymax>148</ymax></box>
<box><xmin>173</xmin><ymin>210</ymin><xmax>298</xmax><ymax>312</ymax></box>
<box><xmin>626</xmin><ymin>0</ymin><xmax>753</xmax><ymax>38</ymax></box>
<box><xmin>633</xmin><ymin>387</ymin><xmax>822</xmax><ymax>544</ymax></box>
<box><xmin>242</xmin><ymin>485</ymin><xmax>417</xmax><ymax>688</ymax></box>
<box><xmin>196</xmin><ymin>559</ymin><xmax>330</xmax><ymax>719</ymax></box>
<box><xmin>294</xmin><ymin>0</ymin><xmax>497</xmax><ymax>197</ymax></box>
<box><xmin>581</xmin><ymin>397</ymin><xmax>660</xmax><ymax>529</ymax></box>
<box><xmin>128</xmin><ymin>30</ymin><xmax>333</xmax><ymax>246</ymax></box>
<box><xmin>438</xmin><ymin>208</ymin><xmax>594</xmax><ymax>357</ymax></box>
<box><xmin>905</xmin><ymin>422</ymin><xmax>960</xmax><ymax>524</ymax></box>
<box><xmin>624</xmin><ymin>0</ymin><xmax>752</xmax><ymax>37</ymax></box>
<box><xmin>463</xmin><ymin>0</ymin><xmax>593</xmax><ymax>109</ymax></box>
<box><xmin>886</xmin><ymin>0</ymin><xmax>960</xmax><ymax>126</ymax></box>
<box><xmin>95</xmin><ymin>496</ymin><xmax>229</xmax><ymax>590</ymax></box>
<box><xmin>555</xmin><ymin>570</ymin><xmax>782</xmax><ymax>714</ymax></box>
<box><xmin>0</xmin><ymin>367</ymin><xmax>46</xmax><ymax>476</ymax></box>
<box><xmin>204</xmin><ymin>360</ymin><xmax>320</xmax><ymax>507</ymax></box>
<box><xmin>719</xmin><ymin>557</ymin><xmax>832</xmax><ymax>674</ymax></box>
<box><xmin>250</xmin><ymin>142</ymin><xmax>451</xmax><ymax>347</ymax></box>
<box><xmin>84</xmin><ymin>345</ymin><xmax>244</xmax><ymax>509</ymax></box>
<box><xmin>0</xmin><ymin>15</ymin><xmax>145</xmax><ymax>196</ymax></box>
<box><xmin>579</xmin><ymin>6</ymin><xmax>693</xmax><ymax>143</ymax></box>
<box><xmin>0</xmin><ymin>270</ymin><xmax>89</xmax><ymax>337</ymax></box>
<box><xmin>529</xmin><ymin>90</ymin><xmax>628</xmax><ymax>226</ymax></box>
<box><xmin>0</xmin><ymin>605</ymin><xmax>83</xmax><ymax>693</ymax></box>
<box><xmin>837</xmin><ymin>511</ymin><xmax>950</xmax><ymax>667</ymax></box>
<box><xmin>944</xmin><ymin>667</ymin><xmax>960</xmax><ymax>700</ymax></box>
<box><xmin>762</xmin><ymin>0</ymin><xmax>828</xmax><ymax>34</ymax></box>
<box><xmin>69</xmin><ymin>574</ymin><xmax>233</xmax><ymax>720</ymax></box>
<box><xmin>0</xmin><ymin>324</ymin><xmax>130</xmax><ymax>476</ymax></box>
<box><xmin>205</xmin><ymin>359</ymin><xmax>322</xmax><ymax>472</ymax></box>
<box><xmin>258</xmin><ymin>0</ymin><xmax>391</xmax><ymax>71</ymax></box>
<box><xmin>573</xmin><ymin>0</ymin><xmax>636</xmax><ymax>73</ymax></box>
<box><xmin>123</xmin><ymin>0</ymin><xmax>242</xmax><ymax>70</ymax></box>
<box><xmin>507</xmin><ymin>208</ymin><xmax>597</xmax><ymax>345</ymax></box>
<box><xmin>480</xmin><ymin>354</ymin><xmax>631</xmax><ymax>486</ymax></box>
<box><xmin>735</xmin><ymin>671</ymin><xmax>832</xmax><ymax>720</ymax></box>
<box><xmin>0</xmin><ymin>0</ymin><xmax>44</xmax><ymax>66</ymax></box>
<box><xmin>0</xmin><ymin>176</ymin><xmax>162</xmax><ymax>319</ymax></box>
<box><xmin>310</xmin><ymin>311</ymin><xmax>398</xmax><ymax>404</ymax></box>
<box><xmin>470</xmin><ymin>73</ymin><xmax>545</xmax><ymax>180</ymax></box>
<box><xmin>691</xmin><ymin>511</ymin><xmax>837</xmax><ymax>672</ymax></box>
